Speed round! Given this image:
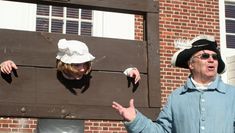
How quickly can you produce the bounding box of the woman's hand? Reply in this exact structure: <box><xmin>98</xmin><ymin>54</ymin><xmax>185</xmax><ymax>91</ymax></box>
<box><xmin>0</xmin><ymin>60</ymin><xmax>18</xmax><ymax>74</ymax></box>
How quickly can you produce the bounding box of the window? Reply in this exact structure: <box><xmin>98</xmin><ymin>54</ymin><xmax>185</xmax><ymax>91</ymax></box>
<box><xmin>36</xmin><ymin>4</ymin><xmax>93</xmax><ymax>36</ymax></box>
<box><xmin>37</xmin><ymin>119</ymin><xmax>84</xmax><ymax>133</ymax></box>
<box><xmin>221</xmin><ymin>0</ymin><xmax>235</xmax><ymax>83</ymax></box>
<box><xmin>225</xmin><ymin>2</ymin><xmax>235</xmax><ymax>48</ymax></box>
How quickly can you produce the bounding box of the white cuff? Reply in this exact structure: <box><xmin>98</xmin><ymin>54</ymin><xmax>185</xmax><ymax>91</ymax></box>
<box><xmin>123</xmin><ymin>67</ymin><xmax>136</xmax><ymax>77</ymax></box>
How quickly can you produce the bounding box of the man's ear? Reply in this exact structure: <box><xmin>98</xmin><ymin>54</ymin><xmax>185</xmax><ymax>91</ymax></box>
<box><xmin>188</xmin><ymin>60</ymin><xmax>193</xmax><ymax>69</ymax></box>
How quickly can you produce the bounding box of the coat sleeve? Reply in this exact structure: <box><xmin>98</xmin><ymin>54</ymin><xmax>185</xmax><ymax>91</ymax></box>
<box><xmin>124</xmin><ymin>95</ymin><xmax>173</xmax><ymax>133</ymax></box>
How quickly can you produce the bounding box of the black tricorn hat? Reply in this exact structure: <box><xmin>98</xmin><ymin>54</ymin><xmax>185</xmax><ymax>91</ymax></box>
<box><xmin>171</xmin><ymin>35</ymin><xmax>225</xmax><ymax>74</ymax></box>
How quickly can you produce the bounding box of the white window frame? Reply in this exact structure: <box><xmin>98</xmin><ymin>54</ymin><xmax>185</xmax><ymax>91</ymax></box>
<box><xmin>220</xmin><ymin>0</ymin><xmax>235</xmax><ymax>82</ymax></box>
<box><xmin>92</xmin><ymin>10</ymin><xmax>135</xmax><ymax>40</ymax></box>
<box><xmin>36</xmin><ymin>6</ymin><xmax>93</xmax><ymax>35</ymax></box>
<box><xmin>0</xmin><ymin>1</ymin><xmax>135</xmax><ymax>40</ymax></box>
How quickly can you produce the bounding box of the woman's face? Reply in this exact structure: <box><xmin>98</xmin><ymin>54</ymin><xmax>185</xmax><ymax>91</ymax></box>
<box><xmin>62</xmin><ymin>62</ymin><xmax>91</xmax><ymax>80</ymax></box>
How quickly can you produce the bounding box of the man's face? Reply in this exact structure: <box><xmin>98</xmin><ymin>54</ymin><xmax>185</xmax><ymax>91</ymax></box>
<box><xmin>189</xmin><ymin>50</ymin><xmax>218</xmax><ymax>81</ymax></box>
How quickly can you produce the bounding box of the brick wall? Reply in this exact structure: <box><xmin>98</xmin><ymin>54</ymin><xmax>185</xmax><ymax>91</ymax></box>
<box><xmin>84</xmin><ymin>120</ymin><xmax>127</xmax><ymax>133</ymax></box>
<box><xmin>0</xmin><ymin>0</ymin><xmax>220</xmax><ymax>132</ymax></box>
<box><xmin>135</xmin><ymin>15</ymin><xmax>144</xmax><ymax>41</ymax></box>
<box><xmin>159</xmin><ymin>0</ymin><xmax>220</xmax><ymax>104</ymax></box>
<box><xmin>0</xmin><ymin>118</ymin><xmax>37</xmax><ymax>133</ymax></box>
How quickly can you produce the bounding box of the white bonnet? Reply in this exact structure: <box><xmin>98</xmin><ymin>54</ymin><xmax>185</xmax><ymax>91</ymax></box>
<box><xmin>56</xmin><ymin>39</ymin><xmax>95</xmax><ymax>64</ymax></box>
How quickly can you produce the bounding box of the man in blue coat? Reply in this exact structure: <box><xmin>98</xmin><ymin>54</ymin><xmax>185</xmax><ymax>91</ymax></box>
<box><xmin>112</xmin><ymin>35</ymin><xmax>235</xmax><ymax>133</ymax></box>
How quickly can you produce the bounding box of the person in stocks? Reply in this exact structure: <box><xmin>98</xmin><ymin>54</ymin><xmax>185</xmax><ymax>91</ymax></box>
<box><xmin>56</xmin><ymin>38</ymin><xmax>141</xmax><ymax>83</ymax></box>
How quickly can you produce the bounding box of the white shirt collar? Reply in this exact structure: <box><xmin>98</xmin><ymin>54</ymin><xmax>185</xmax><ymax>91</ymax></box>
<box><xmin>190</xmin><ymin>77</ymin><xmax>212</xmax><ymax>90</ymax></box>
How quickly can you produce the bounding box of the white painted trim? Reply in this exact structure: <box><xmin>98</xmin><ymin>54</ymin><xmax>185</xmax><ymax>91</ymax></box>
<box><xmin>225</xmin><ymin>0</ymin><xmax>235</xmax><ymax>2</ymax></box>
<box><xmin>93</xmin><ymin>10</ymin><xmax>135</xmax><ymax>40</ymax></box>
<box><xmin>220</xmin><ymin>0</ymin><xmax>235</xmax><ymax>82</ymax></box>
<box><xmin>0</xmin><ymin>1</ymin><xmax>36</xmax><ymax>31</ymax></box>
<box><xmin>219</xmin><ymin>0</ymin><xmax>227</xmax><ymax>81</ymax></box>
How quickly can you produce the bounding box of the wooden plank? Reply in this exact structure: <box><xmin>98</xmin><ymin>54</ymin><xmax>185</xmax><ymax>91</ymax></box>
<box><xmin>8</xmin><ymin>0</ymin><xmax>158</xmax><ymax>14</ymax></box>
<box><xmin>0</xmin><ymin>29</ymin><xmax>147</xmax><ymax>73</ymax></box>
<box><xmin>0</xmin><ymin>66</ymin><xmax>150</xmax><ymax>119</ymax></box>
<box><xmin>0</xmin><ymin>67</ymin><xmax>148</xmax><ymax>106</ymax></box>
<box><xmin>146</xmin><ymin>12</ymin><xmax>161</xmax><ymax>107</ymax></box>
<box><xmin>0</xmin><ymin>104</ymin><xmax>160</xmax><ymax>120</ymax></box>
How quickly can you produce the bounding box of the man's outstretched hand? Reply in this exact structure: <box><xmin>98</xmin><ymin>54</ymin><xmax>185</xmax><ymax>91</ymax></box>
<box><xmin>112</xmin><ymin>99</ymin><xmax>137</xmax><ymax>122</ymax></box>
